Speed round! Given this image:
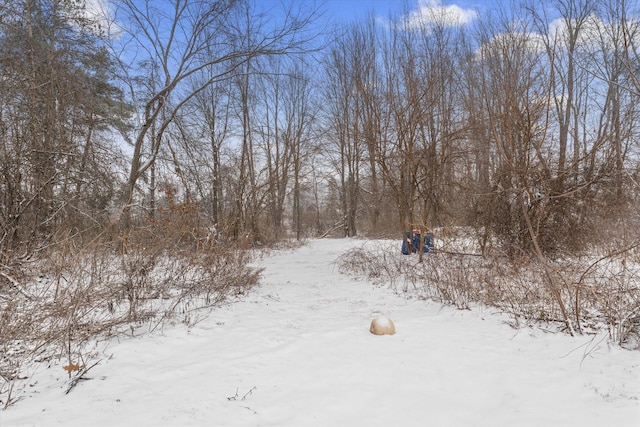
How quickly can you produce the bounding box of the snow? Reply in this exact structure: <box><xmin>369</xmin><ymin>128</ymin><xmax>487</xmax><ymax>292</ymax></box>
<box><xmin>372</xmin><ymin>315</ymin><xmax>392</xmax><ymax>327</ymax></box>
<box><xmin>2</xmin><ymin>238</ymin><xmax>639</xmax><ymax>426</ymax></box>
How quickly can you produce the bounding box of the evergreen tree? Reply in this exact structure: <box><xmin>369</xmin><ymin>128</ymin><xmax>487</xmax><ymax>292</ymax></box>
<box><xmin>0</xmin><ymin>0</ymin><xmax>131</xmax><ymax>252</ymax></box>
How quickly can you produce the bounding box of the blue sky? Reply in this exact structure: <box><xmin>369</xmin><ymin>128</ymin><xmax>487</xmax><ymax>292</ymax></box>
<box><xmin>319</xmin><ymin>0</ymin><xmax>482</xmax><ymax>24</ymax></box>
<box><xmin>86</xmin><ymin>1</ymin><xmax>486</xmax><ymax>36</ymax></box>
<box><xmin>320</xmin><ymin>0</ymin><xmax>403</xmax><ymax>22</ymax></box>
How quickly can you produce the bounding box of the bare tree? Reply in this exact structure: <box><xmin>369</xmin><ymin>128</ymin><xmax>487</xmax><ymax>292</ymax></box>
<box><xmin>112</xmin><ymin>0</ymin><xmax>318</xmax><ymax>228</ymax></box>
<box><xmin>323</xmin><ymin>29</ymin><xmax>363</xmax><ymax>237</ymax></box>
<box><xmin>351</xmin><ymin>17</ymin><xmax>385</xmax><ymax>232</ymax></box>
<box><xmin>412</xmin><ymin>10</ymin><xmax>468</xmax><ymax>231</ymax></box>
<box><xmin>191</xmin><ymin>74</ymin><xmax>233</xmax><ymax>228</ymax></box>
<box><xmin>530</xmin><ymin>0</ymin><xmax>599</xmax><ymax>191</ymax></box>
<box><xmin>597</xmin><ymin>0</ymin><xmax>640</xmax><ymax>203</ymax></box>
<box><xmin>258</xmin><ymin>57</ymin><xmax>289</xmax><ymax>238</ymax></box>
<box><xmin>619</xmin><ymin>0</ymin><xmax>640</xmax><ymax>95</ymax></box>
<box><xmin>254</xmin><ymin>57</ymin><xmax>315</xmax><ymax>240</ymax></box>
<box><xmin>377</xmin><ymin>13</ymin><xmax>458</xmax><ymax>249</ymax></box>
<box><xmin>282</xmin><ymin>64</ymin><xmax>315</xmax><ymax>240</ymax></box>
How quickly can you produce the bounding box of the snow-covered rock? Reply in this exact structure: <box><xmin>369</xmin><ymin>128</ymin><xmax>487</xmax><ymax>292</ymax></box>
<box><xmin>370</xmin><ymin>315</ymin><xmax>395</xmax><ymax>335</ymax></box>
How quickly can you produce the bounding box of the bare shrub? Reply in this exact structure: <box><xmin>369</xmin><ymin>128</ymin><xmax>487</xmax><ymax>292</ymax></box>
<box><xmin>337</xmin><ymin>242</ymin><xmax>412</xmax><ymax>291</ymax></box>
<box><xmin>337</xmin><ymin>237</ymin><xmax>640</xmax><ymax>348</ymax></box>
<box><xmin>570</xmin><ymin>245</ymin><xmax>640</xmax><ymax>348</ymax></box>
<box><xmin>337</xmin><ymin>241</ymin><xmax>483</xmax><ymax>309</ymax></box>
<box><xmin>0</xmin><ymin>214</ymin><xmax>262</xmax><ymax>407</ymax></box>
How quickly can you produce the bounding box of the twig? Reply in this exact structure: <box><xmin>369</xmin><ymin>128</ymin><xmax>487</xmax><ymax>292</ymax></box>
<box><xmin>242</xmin><ymin>386</ymin><xmax>257</xmax><ymax>401</ymax></box>
<box><xmin>227</xmin><ymin>386</ymin><xmax>257</xmax><ymax>401</ymax></box>
<box><xmin>580</xmin><ymin>334</ymin><xmax>607</xmax><ymax>369</ymax></box>
<box><xmin>0</xmin><ymin>270</ymin><xmax>33</xmax><ymax>300</ymax></box>
<box><xmin>227</xmin><ymin>387</ymin><xmax>239</xmax><ymax>401</ymax></box>
<box><xmin>65</xmin><ymin>361</ymin><xmax>100</xmax><ymax>395</ymax></box>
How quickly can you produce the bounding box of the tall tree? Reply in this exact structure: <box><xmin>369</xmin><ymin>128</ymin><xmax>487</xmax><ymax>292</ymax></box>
<box><xmin>529</xmin><ymin>0</ymin><xmax>598</xmax><ymax>190</ymax></box>
<box><xmin>352</xmin><ymin>17</ymin><xmax>385</xmax><ymax>232</ymax></box>
<box><xmin>323</xmin><ymin>29</ymin><xmax>362</xmax><ymax>237</ymax></box>
<box><xmin>113</xmin><ymin>0</ymin><xmax>318</xmax><ymax>228</ymax></box>
<box><xmin>282</xmin><ymin>64</ymin><xmax>314</xmax><ymax>240</ymax></box>
<box><xmin>0</xmin><ymin>0</ymin><xmax>129</xmax><ymax>253</ymax></box>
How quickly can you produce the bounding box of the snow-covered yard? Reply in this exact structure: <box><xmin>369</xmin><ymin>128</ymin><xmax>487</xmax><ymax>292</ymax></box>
<box><xmin>2</xmin><ymin>238</ymin><xmax>639</xmax><ymax>426</ymax></box>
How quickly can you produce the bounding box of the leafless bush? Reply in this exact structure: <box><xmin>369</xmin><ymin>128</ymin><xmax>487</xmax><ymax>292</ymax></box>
<box><xmin>339</xmin><ymin>244</ymin><xmax>492</xmax><ymax>310</ymax></box>
<box><xmin>0</xmin><ymin>220</ymin><xmax>262</xmax><ymax>407</ymax></box>
<box><xmin>570</xmin><ymin>245</ymin><xmax>640</xmax><ymax>348</ymax></box>
<box><xmin>337</xmin><ymin>242</ymin><xmax>411</xmax><ymax>291</ymax></box>
<box><xmin>337</xmin><ymin>237</ymin><xmax>640</xmax><ymax>349</ymax></box>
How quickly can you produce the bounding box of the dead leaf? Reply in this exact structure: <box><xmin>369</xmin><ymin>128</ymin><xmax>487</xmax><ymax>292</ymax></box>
<box><xmin>63</xmin><ymin>363</ymin><xmax>80</xmax><ymax>374</ymax></box>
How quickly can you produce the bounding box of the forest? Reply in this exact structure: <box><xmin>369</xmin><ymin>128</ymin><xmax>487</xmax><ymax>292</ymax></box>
<box><xmin>1</xmin><ymin>0</ymin><xmax>639</xmax><ymax>253</ymax></box>
<box><xmin>1</xmin><ymin>0</ymin><xmax>640</xmax><ymax>406</ymax></box>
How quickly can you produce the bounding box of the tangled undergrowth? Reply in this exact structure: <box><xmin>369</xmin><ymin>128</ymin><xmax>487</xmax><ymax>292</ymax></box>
<box><xmin>0</xmin><ymin>234</ymin><xmax>262</xmax><ymax>409</ymax></box>
<box><xmin>337</xmin><ymin>233</ymin><xmax>640</xmax><ymax>350</ymax></box>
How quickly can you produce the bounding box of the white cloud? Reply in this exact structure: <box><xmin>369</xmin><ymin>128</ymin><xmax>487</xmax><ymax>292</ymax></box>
<box><xmin>548</xmin><ymin>14</ymin><xmax>606</xmax><ymax>49</ymax></box>
<box><xmin>81</xmin><ymin>0</ymin><xmax>123</xmax><ymax>39</ymax></box>
<box><xmin>475</xmin><ymin>30</ymin><xmax>546</xmax><ymax>64</ymax></box>
<box><xmin>544</xmin><ymin>14</ymin><xmax>640</xmax><ymax>54</ymax></box>
<box><xmin>401</xmin><ymin>0</ymin><xmax>478</xmax><ymax>29</ymax></box>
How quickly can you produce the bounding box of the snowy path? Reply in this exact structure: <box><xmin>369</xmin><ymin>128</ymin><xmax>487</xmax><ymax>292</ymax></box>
<box><xmin>2</xmin><ymin>239</ymin><xmax>639</xmax><ymax>426</ymax></box>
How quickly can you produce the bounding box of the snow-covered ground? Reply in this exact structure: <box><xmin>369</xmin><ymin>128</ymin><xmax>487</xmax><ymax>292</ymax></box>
<box><xmin>2</xmin><ymin>238</ymin><xmax>639</xmax><ymax>426</ymax></box>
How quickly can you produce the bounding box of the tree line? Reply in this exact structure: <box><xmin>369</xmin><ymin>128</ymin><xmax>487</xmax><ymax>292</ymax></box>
<box><xmin>1</xmin><ymin>0</ymin><xmax>639</xmax><ymax>259</ymax></box>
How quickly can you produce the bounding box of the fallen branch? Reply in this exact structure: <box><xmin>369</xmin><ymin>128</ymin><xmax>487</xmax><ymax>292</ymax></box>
<box><xmin>320</xmin><ymin>221</ymin><xmax>345</xmax><ymax>238</ymax></box>
<box><xmin>431</xmin><ymin>250</ymin><xmax>483</xmax><ymax>257</ymax></box>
